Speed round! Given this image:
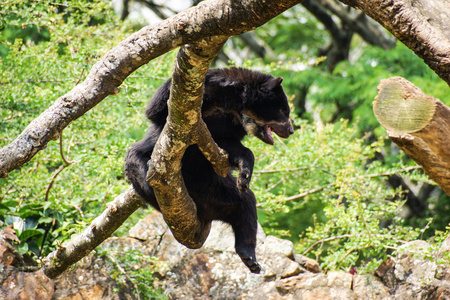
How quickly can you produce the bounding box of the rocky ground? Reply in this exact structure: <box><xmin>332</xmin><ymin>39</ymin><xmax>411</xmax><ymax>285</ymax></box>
<box><xmin>2</xmin><ymin>211</ymin><xmax>450</xmax><ymax>299</ymax></box>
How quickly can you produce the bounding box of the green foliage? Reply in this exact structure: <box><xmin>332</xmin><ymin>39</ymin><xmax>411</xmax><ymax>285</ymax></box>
<box><xmin>98</xmin><ymin>247</ymin><xmax>167</xmax><ymax>299</ymax></box>
<box><xmin>255</xmin><ymin>6</ymin><xmax>328</xmax><ymax>60</ymax></box>
<box><xmin>248</xmin><ymin>119</ymin><xmax>430</xmax><ymax>272</ymax></box>
<box><xmin>0</xmin><ymin>0</ymin><xmax>114</xmax><ymax>59</ymax></box>
<box><xmin>4</xmin><ymin>215</ymin><xmax>45</xmax><ymax>255</ymax></box>
<box><xmin>405</xmin><ymin>191</ymin><xmax>450</xmax><ymax>240</ymax></box>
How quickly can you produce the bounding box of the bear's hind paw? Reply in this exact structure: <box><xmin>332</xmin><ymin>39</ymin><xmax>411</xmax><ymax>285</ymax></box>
<box><xmin>240</xmin><ymin>256</ymin><xmax>261</xmax><ymax>274</ymax></box>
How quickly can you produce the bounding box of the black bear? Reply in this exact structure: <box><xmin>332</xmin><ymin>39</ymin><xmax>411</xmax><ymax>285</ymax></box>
<box><xmin>124</xmin><ymin>68</ymin><xmax>293</xmax><ymax>273</ymax></box>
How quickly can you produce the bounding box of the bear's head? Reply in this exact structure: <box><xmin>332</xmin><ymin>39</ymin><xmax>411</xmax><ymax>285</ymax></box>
<box><xmin>242</xmin><ymin>77</ymin><xmax>294</xmax><ymax>145</ymax></box>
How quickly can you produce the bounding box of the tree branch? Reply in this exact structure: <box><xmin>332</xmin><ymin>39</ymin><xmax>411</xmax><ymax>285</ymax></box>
<box><xmin>317</xmin><ymin>0</ymin><xmax>395</xmax><ymax>49</ymax></box>
<box><xmin>238</xmin><ymin>32</ymin><xmax>276</xmax><ymax>59</ymax></box>
<box><xmin>374</xmin><ymin>77</ymin><xmax>450</xmax><ymax>195</ymax></box>
<box><xmin>302</xmin><ymin>233</ymin><xmax>407</xmax><ymax>255</ymax></box>
<box><xmin>256</xmin><ymin>166</ymin><xmax>422</xmax><ymax>207</ymax></box>
<box><xmin>41</xmin><ymin>187</ymin><xmax>144</xmax><ymax>279</ymax></box>
<box><xmin>303</xmin><ymin>0</ymin><xmax>353</xmax><ymax>71</ymax></box>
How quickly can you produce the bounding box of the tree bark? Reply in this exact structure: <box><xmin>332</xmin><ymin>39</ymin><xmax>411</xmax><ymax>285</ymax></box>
<box><xmin>303</xmin><ymin>0</ymin><xmax>353</xmax><ymax>72</ymax></box>
<box><xmin>302</xmin><ymin>0</ymin><xmax>396</xmax><ymax>72</ymax></box>
<box><xmin>238</xmin><ymin>32</ymin><xmax>276</xmax><ymax>60</ymax></box>
<box><xmin>374</xmin><ymin>77</ymin><xmax>450</xmax><ymax>195</ymax></box>
<box><xmin>0</xmin><ymin>0</ymin><xmax>302</xmax><ymax>178</ymax></box>
<box><xmin>146</xmin><ymin>36</ymin><xmax>230</xmax><ymax>248</ymax></box>
<box><xmin>339</xmin><ymin>0</ymin><xmax>450</xmax><ymax>85</ymax></box>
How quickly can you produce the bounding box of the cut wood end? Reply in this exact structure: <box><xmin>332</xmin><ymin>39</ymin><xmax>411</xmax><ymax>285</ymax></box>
<box><xmin>373</xmin><ymin>77</ymin><xmax>437</xmax><ymax>134</ymax></box>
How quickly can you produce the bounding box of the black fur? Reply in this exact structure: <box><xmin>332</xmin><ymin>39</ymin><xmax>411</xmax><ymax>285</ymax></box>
<box><xmin>124</xmin><ymin>68</ymin><xmax>293</xmax><ymax>273</ymax></box>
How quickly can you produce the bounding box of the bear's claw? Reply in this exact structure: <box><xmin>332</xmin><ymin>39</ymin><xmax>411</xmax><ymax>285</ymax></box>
<box><xmin>237</xmin><ymin>171</ymin><xmax>251</xmax><ymax>192</ymax></box>
<box><xmin>240</xmin><ymin>256</ymin><xmax>261</xmax><ymax>274</ymax></box>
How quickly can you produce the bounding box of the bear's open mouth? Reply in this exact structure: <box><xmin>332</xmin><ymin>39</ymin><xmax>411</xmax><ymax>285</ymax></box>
<box><xmin>241</xmin><ymin>113</ymin><xmax>293</xmax><ymax>145</ymax></box>
<box><xmin>259</xmin><ymin>121</ymin><xmax>293</xmax><ymax>145</ymax></box>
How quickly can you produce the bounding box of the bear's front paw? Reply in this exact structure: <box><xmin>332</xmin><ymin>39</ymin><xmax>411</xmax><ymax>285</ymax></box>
<box><xmin>237</xmin><ymin>172</ymin><xmax>251</xmax><ymax>192</ymax></box>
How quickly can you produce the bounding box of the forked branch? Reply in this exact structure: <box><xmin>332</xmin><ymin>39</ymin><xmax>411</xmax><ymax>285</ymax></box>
<box><xmin>147</xmin><ymin>36</ymin><xmax>230</xmax><ymax>248</ymax></box>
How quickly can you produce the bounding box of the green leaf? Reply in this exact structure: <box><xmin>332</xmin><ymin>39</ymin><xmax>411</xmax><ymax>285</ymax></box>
<box><xmin>19</xmin><ymin>228</ymin><xmax>44</xmax><ymax>242</ymax></box>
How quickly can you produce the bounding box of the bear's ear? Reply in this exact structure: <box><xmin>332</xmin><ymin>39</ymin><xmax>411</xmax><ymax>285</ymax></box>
<box><xmin>274</xmin><ymin>77</ymin><xmax>283</xmax><ymax>85</ymax></box>
<box><xmin>262</xmin><ymin>77</ymin><xmax>283</xmax><ymax>91</ymax></box>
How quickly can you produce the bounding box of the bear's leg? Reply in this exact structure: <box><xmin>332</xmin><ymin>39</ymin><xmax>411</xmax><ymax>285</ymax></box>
<box><xmin>217</xmin><ymin>184</ymin><xmax>261</xmax><ymax>274</ymax></box>
<box><xmin>232</xmin><ymin>193</ymin><xmax>261</xmax><ymax>274</ymax></box>
<box><xmin>124</xmin><ymin>131</ymin><xmax>160</xmax><ymax>210</ymax></box>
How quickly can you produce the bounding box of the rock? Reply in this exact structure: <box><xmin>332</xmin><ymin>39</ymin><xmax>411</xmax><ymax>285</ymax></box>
<box><xmin>262</xmin><ymin>254</ymin><xmax>304</xmax><ymax>279</ymax></box>
<box><xmin>352</xmin><ymin>275</ymin><xmax>391</xmax><ymax>300</ymax></box>
<box><xmin>295</xmin><ymin>254</ymin><xmax>322</xmax><ymax>273</ymax></box>
<box><xmin>273</xmin><ymin>272</ymin><xmax>357</xmax><ymax>300</ymax></box>
<box><xmin>392</xmin><ymin>241</ymin><xmax>440</xmax><ymax>299</ymax></box>
<box><xmin>161</xmin><ymin>221</ymin><xmax>267</xmax><ymax>299</ymax></box>
<box><xmin>53</xmin><ymin>253</ymin><xmax>135</xmax><ymax>300</ymax></box>
<box><xmin>0</xmin><ymin>268</ymin><xmax>54</xmax><ymax>300</ymax></box>
<box><xmin>260</xmin><ymin>235</ymin><xmax>295</xmax><ymax>259</ymax></box>
<box><xmin>128</xmin><ymin>211</ymin><xmax>168</xmax><ymax>241</ymax></box>
<box><xmin>203</xmin><ymin>221</ymin><xmax>266</xmax><ymax>252</ymax></box>
<box><xmin>394</xmin><ymin>241</ymin><xmax>437</xmax><ymax>284</ymax></box>
<box><xmin>0</xmin><ymin>226</ymin><xmax>23</xmax><ymax>267</ymax></box>
<box><xmin>0</xmin><ymin>227</ymin><xmax>53</xmax><ymax>300</ymax></box>
<box><xmin>375</xmin><ymin>256</ymin><xmax>397</xmax><ymax>292</ymax></box>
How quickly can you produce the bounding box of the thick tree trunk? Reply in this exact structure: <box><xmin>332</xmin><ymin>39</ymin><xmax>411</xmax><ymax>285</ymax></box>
<box><xmin>374</xmin><ymin>77</ymin><xmax>450</xmax><ymax>195</ymax></box>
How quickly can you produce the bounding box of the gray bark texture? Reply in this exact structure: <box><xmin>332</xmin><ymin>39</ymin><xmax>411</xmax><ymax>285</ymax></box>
<box><xmin>42</xmin><ymin>188</ymin><xmax>144</xmax><ymax>278</ymax></box>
